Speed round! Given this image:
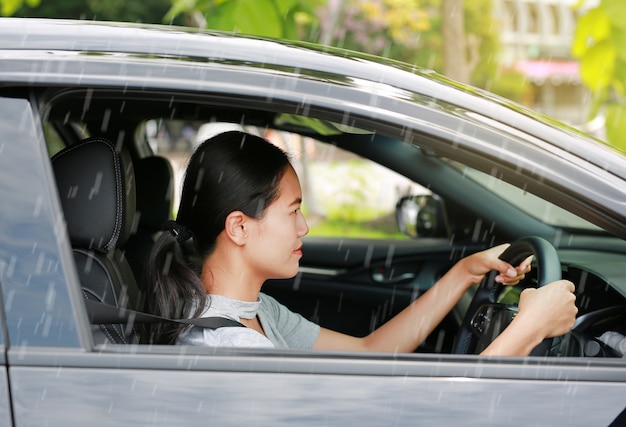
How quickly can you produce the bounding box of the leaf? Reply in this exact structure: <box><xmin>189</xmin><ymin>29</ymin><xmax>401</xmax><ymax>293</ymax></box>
<box><xmin>571</xmin><ymin>7</ymin><xmax>610</xmax><ymax>58</ymax></box>
<box><xmin>209</xmin><ymin>0</ymin><xmax>284</xmax><ymax>38</ymax></box>
<box><xmin>612</xmin><ymin>60</ymin><xmax>626</xmax><ymax>97</ymax></box>
<box><xmin>1</xmin><ymin>0</ymin><xmax>24</xmax><ymax>16</ymax></box>
<box><xmin>605</xmin><ymin>104</ymin><xmax>626</xmax><ymax>151</ymax></box>
<box><xmin>165</xmin><ymin>0</ymin><xmax>205</xmax><ymax>23</ymax></box>
<box><xmin>579</xmin><ymin>40</ymin><xmax>616</xmax><ymax>92</ymax></box>
<box><xmin>602</xmin><ymin>0</ymin><xmax>626</xmax><ymax>30</ymax></box>
<box><xmin>274</xmin><ymin>0</ymin><xmax>300</xmax><ymax>15</ymax></box>
<box><xmin>610</xmin><ymin>28</ymin><xmax>626</xmax><ymax>61</ymax></box>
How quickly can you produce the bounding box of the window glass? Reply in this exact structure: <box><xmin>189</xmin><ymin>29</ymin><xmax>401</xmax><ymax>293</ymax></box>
<box><xmin>447</xmin><ymin>160</ymin><xmax>600</xmax><ymax>230</ymax></box>
<box><xmin>0</xmin><ymin>97</ymin><xmax>81</xmax><ymax>348</ymax></box>
<box><xmin>145</xmin><ymin>120</ymin><xmax>424</xmax><ymax>239</ymax></box>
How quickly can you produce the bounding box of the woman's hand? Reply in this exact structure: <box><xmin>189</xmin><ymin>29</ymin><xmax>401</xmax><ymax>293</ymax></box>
<box><xmin>457</xmin><ymin>243</ymin><xmax>533</xmax><ymax>287</ymax></box>
<box><xmin>480</xmin><ymin>279</ymin><xmax>577</xmax><ymax>356</ymax></box>
<box><xmin>516</xmin><ymin>280</ymin><xmax>578</xmax><ymax>338</ymax></box>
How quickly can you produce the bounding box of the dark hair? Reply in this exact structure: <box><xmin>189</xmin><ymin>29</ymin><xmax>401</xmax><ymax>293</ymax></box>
<box><xmin>142</xmin><ymin>131</ymin><xmax>291</xmax><ymax>344</ymax></box>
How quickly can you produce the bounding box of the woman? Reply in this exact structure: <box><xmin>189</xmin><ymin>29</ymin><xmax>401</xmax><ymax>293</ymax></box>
<box><xmin>143</xmin><ymin>131</ymin><xmax>577</xmax><ymax>356</ymax></box>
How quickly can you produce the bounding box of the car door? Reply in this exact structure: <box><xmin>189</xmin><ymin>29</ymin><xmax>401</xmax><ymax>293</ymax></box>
<box><xmin>2</xmin><ymin>93</ymin><xmax>625</xmax><ymax>427</ymax></box>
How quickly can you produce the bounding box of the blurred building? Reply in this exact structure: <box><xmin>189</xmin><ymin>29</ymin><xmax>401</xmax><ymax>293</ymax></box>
<box><xmin>493</xmin><ymin>0</ymin><xmax>598</xmax><ymax>130</ymax></box>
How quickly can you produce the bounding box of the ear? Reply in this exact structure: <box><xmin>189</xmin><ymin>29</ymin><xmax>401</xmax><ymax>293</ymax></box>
<box><xmin>224</xmin><ymin>211</ymin><xmax>248</xmax><ymax>245</ymax></box>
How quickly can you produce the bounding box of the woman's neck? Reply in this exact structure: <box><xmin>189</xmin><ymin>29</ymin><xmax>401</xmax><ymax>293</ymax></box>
<box><xmin>201</xmin><ymin>254</ymin><xmax>263</xmax><ymax>302</ymax></box>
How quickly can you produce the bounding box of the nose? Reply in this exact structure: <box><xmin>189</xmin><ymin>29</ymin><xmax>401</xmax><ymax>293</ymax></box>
<box><xmin>297</xmin><ymin>211</ymin><xmax>309</xmax><ymax>237</ymax></box>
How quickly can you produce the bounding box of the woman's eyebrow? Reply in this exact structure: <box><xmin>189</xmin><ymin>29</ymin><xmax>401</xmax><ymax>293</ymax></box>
<box><xmin>289</xmin><ymin>198</ymin><xmax>302</xmax><ymax>206</ymax></box>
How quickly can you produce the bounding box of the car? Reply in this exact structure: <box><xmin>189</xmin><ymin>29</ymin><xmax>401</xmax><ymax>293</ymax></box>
<box><xmin>0</xmin><ymin>17</ymin><xmax>625</xmax><ymax>426</ymax></box>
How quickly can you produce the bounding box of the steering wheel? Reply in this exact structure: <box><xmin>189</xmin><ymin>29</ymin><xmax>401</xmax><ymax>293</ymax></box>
<box><xmin>453</xmin><ymin>236</ymin><xmax>562</xmax><ymax>356</ymax></box>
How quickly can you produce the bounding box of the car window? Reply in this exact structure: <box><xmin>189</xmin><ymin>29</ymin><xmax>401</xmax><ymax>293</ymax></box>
<box><xmin>0</xmin><ymin>97</ymin><xmax>83</xmax><ymax>348</ymax></box>
<box><xmin>144</xmin><ymin>120</ymin><xmax>425</xmax><ymax>239</ymax></box>
<box><xmin>446</xmin><ymin>159</ymin><xmax>600</xmax><ymax>230</ymax></box>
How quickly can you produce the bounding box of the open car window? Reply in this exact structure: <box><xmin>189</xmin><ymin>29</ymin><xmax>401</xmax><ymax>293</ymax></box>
<box><xmin>143</xmin><ymin>119</ymin><xmax>426</xmax><ymax>240</ymax></box>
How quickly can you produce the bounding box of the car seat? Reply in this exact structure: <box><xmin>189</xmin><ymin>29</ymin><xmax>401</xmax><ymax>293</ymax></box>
<box><xmin>123</xmin><ymin>155</ymin><xmax>174</xmax><ymax>286</ymax></box>
<box><xmin>52</xmin><ymin>136</ymin><xmax>140</xmax><ymax>345</ymax></box>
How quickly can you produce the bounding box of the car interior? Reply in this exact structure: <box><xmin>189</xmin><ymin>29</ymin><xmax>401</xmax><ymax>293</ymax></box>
<box><xmin>35</xmin><ymin>86</ymin><xmax>626</xmax><ymax>358</ymax></box>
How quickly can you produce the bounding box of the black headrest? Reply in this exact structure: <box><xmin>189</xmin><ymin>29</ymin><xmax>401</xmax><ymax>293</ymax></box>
<box><xmin>134</xmin><ymin>156</ymin><xmax>174</xmax><ymax>230</ymax></box>
<box><xmin>52</xmin><ymin>137</ymin><xmax>136</xmax><ymax>252</ymax></box>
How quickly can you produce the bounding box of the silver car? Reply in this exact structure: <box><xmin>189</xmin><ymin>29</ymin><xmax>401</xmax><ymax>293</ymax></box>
<box><xmin>0</xmin><ymin>17</ymin><xmax>625</xmax><ymax>426</ymax></box>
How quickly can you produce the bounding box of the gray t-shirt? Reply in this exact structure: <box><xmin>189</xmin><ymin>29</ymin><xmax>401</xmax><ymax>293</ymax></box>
<box><xmin>177</xmin><ymin>293</ymin><xmax>320</xmax><ymax>349</ymax></box>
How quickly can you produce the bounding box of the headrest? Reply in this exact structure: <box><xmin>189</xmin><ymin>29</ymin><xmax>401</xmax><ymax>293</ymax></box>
<box><xmin>134</xmin><ymin>156</ymin><xmax>174</xmax><ymax>230</ymax></box>
<box><xmin>52</xmin><ymin>137</ymin><xmax>136</xmax><ymax>252</ymax></box>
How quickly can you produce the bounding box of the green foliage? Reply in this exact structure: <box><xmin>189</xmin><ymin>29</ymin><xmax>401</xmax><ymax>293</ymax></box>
<box><xmin>12</xmin><ymin>0</ymin><xmax>180</xmax><ymax>24</ymax></box>
<box><xmin>164</xmin><ymin>0</ymin><xmax>503</xmax><ymax>97</ymax></box>
<box><xmin>319</xmin><ymin>0</ymin><xmax>499</xmax><ymax>88</ymax></box>
<box><xmin>465</xmin><ymin>0</ymin><xmax>501</xmax><ymax>87</ymax></box>
<box><xmin>166</xmin><ymin>0</ymin><xmax>321</xmax><ymax>38</ymax></box>
<box><xmin>572</xmin><ymin>0</ymin><xmax>626</xmax><ymax>150</ymax></box>
<box><xmin>307</xmin><ymin>217</ymin><xmax>405</xmax><ymax>239</ymax></box>
<box><xmin>1</xmin><ymin>0</ymin><xmax>39</xmax><ymax>16</ymax></box>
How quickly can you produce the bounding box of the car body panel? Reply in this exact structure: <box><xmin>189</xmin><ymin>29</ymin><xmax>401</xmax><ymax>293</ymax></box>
<box><xmin>8</xmin><ymin>349</ymin><xmax>626</xmax><ymax>426</ymax></box>
<box><xmin>0</xmin><ymin>370</ymin><xmax>12</xmax><ymax>427</ymax></box>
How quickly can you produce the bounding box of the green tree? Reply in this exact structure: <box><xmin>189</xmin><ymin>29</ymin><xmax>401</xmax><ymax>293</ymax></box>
<box><xmin>166</xmin><ymin>0</ymin><xmax>516</xmax><ymax>99</ymax></box>
<box><xmin>166</xmin><ymin>0</ymin><xmax>322</xmax><ymax>39</ymax></box>
<box><xmin>1</xmin><ymin>0</ymin><xmax>39</xmax><ymax>16</ymax></box>
<box><xmin>320</xmin><ymin>0</ymin><xmax>501</xmax><ymax>89</ymax></box>
<box><xmin>13</xmin><ymin>0</ymin><xmax>181</xmax><ymax>24</ymax></box>
<box><xmin>572</xmin><ymin>0</ymin><xmax>626</xmax><ymax>150</ymax></box>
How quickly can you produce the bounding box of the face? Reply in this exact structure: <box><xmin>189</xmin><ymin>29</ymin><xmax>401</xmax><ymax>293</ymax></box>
<box><xmin>244</xmin><ymin>166</ymin><xmax>309</xmax><ymax>281</ymax></box>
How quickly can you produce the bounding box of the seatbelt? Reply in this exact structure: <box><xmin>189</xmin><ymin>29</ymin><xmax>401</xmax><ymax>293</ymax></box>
<box><xmin>84</xmin><ymin>299</ymin><xmax>245</xmax><ymax>329</ymax></box>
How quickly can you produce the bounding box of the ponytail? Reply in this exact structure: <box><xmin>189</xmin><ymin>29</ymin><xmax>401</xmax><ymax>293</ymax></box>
<box><xmin>141</xmin><ymin>221</ymin><xmax>207</xmax><ymax>344</ymax></box>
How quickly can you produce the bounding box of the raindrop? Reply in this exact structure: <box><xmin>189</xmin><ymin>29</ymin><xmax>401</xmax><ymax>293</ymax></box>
<box><xmin>82</xmin><ymin>254</ymin><xmax>94</xmax><ymax>274</ymax></box>
<box><xmin>101</xmin><ymin>108</ymin><xmax>111</xmax><ymax>132</ymax></box>
<box><xmin>45</xmin><ymin>282</ymin><xmax>56</xmax><ymax>310</ymax></box>
<box><xmin>292</xmin><ymin>271</ymin><xmax>301</xmax><ymax>292</ymax></box>
<box><xmin>162</xmin><ymin>251</ymin><xmax>173</xmax><ymax>275</ymax></box>
<box><xmin>364</xmin><ymin>244</ymin><xmax>374</xmax><ymax>267</ymax></box>
<box><xmin>434</xmin><ymin>329</ymin><xmax>446</xmax><ymax>353</ymax></box>
<box><xmin>81</xmin><ymin>88</ymin><xmax>93</xmax><ymax>121</ymax></box>
<box><xmin>42</xmin><ymin>315</ymin><xmax>52</xmax><ymax>337</ymax></box>
<box><xmin>385</xmin><ymin>244</ymin><xmax>395</xmax><ymax>268</ymax></box>
<box><xmin>88</xmin><ymin>171</ymin><xmax>103</xmax><ymax>200</ymax></box>
<box><xmin>33</xmin><ymin>194</ymin><xmax>43</xmax><ymax>217</ymax></box>
<box><xmin>35</xmin><ymin>252</ymin><xmax>45</xmax><ymax>275</ymax></box>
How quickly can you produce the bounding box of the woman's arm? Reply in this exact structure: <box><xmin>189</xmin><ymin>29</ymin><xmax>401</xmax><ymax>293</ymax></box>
<box><xmin>313</xmin><ymin>244</ymin><xmax>539</xmax><ymax>353</ymax></box>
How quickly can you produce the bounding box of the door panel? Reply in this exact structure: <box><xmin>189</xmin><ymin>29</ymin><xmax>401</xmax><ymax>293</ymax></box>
<box><xmin>8</xmin><ymin>350</ymin><xmax>626</xmax><ymax>427</ymax></box>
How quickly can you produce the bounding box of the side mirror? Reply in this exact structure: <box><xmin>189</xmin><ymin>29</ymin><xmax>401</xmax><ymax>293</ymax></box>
<box><xmin>395</xmin><ymin>194</ymin><xmax>450</xmax><ymax>239</ymax></box>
